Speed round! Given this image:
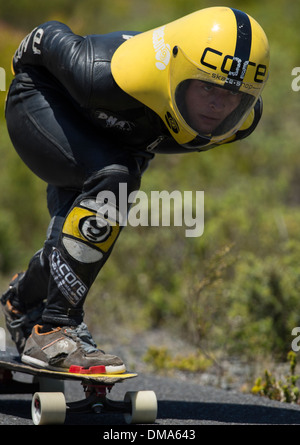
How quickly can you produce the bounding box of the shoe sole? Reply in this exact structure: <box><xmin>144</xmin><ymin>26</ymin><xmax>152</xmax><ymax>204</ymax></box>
<box><xmin>21</xmin><ymin>354</ymin><xmax>126</xmax><ymax>374</ymax></box>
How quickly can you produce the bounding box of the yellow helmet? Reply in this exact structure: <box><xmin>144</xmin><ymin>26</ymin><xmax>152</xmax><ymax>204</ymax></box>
<box><xmin>111</xmin><ymin>7</ymin><xmax>269</xmax><ymax>149</ymax></box>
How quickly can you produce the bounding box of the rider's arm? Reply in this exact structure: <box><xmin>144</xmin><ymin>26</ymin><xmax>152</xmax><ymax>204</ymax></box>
<box><xmin>12</xmin><ymin>21</ymin><xmax>92</xmax><ymax>106</ymax></box>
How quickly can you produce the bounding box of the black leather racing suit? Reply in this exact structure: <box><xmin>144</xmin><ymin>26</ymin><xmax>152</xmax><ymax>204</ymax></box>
<box><xmin>5</xmin><ymin>21</ymin><xmax>263</xmax><ymax>326</ymax></box>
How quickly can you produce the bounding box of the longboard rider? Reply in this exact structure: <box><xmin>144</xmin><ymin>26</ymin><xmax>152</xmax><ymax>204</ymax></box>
<box><xmin>1</xmin><ymin>7</ymin><xmax>269</xmax><ymax>372</ymax></box>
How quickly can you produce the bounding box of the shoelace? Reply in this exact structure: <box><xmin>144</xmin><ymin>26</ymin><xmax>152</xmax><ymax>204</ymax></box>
<box><xmin>66</xmin><ymin>323</ymin><xmax>99</xmax><ymax>354</ymax></box>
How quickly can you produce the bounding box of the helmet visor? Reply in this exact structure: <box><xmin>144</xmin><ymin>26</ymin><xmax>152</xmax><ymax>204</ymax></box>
<box><xmin>175</xmin><ymin>79</ymin><xmax>255</xmax><ymax>137</ymax></box>
<box><xmin>170</xmin><ymin>47</ymin><xmax>257</xmax><ymax>144</ymax></box>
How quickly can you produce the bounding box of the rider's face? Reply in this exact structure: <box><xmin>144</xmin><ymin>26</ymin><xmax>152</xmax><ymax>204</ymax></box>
<box><xmin>185</xmin><ymin>80</ymin><xmax>242</xmax><ymax>134</ymax></box>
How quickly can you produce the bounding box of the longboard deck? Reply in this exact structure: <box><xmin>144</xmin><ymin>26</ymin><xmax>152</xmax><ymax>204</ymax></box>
<box><xmin>0</xmin><ymin>350</ymin><xmax>137</xmax><ymax>384</ymax></box>
<box><xmin>0</xmin><ymin>349</ymin><xmax>158</xmax><ymax>425</ymax></box>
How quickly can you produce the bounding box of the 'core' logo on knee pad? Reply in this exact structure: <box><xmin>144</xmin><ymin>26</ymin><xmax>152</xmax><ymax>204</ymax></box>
<box><xmin>50</xmin><ymin>248</ymin><xmax>88</xmax><ymax>306</ymax></box>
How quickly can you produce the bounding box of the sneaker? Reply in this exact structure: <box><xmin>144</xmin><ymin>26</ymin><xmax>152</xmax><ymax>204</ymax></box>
<box><xmin>21</xmin><ymin>323</ymin><xmax>126</xmax><ymax>374</ymax></box>
<box><xmin>1</xmin><ymin>273</ymin><xmax>45</xmax><ymax>354</ymax></box>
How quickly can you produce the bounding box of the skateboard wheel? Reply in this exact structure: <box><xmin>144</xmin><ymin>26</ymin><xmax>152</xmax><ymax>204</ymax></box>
<box><xmin>31</xmin><ymin>392</ymin><xmax>66</xmax><ymax>425</ymax></box>
<box><xmin>124</xmin><ymin>390</ymin><xmax>157</xmax><ymax>424</ymax></box>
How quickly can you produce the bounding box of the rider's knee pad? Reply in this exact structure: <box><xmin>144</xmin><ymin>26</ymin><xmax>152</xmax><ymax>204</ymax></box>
<box><xmin>61</xmin><ymin>164</ymin><xmax>141</xmax><ymax>264</ymax></box>
<box><xmin>61</xmin><ymin>196</ymin><xmax>120</xmax><ymax>264</ymax></box>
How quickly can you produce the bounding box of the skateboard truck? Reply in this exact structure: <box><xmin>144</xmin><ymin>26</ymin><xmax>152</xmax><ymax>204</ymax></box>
<box><xmin>31</xmin><ymin>385</ymin><xmax>157</xmax><ymax>425</ymax></box>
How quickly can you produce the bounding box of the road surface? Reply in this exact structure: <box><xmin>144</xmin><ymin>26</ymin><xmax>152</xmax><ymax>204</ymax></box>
<box><xmin>1</xmin><ymin>372</ymin><xmax>300</xmax><ymax>426</ymax></box>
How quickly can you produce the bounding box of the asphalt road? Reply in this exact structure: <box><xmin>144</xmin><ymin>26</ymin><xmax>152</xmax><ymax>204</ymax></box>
<box><xmin>1</xmin><ymin>372</ymin><xmax>300</xmax><ymax>428</ymax></box>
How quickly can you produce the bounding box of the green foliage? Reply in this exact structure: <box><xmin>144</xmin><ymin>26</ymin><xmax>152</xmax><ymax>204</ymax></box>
<box><xmin>143</xmin><ymin>346</ymin><xmax>212</xmax><ymax>373</ymax></box>
<box><xmin>252</xmin><ymin>352</ymin><xmax>300</xmax><ymax>404</ymax></box>
<box><xmin>226</xmin><ymin>248</ymin><xmax>300</xmax><ymax>359</ymax></box>
<box><xmin>0</xmin><ymin>0</ymin><xmax>299</xmax><ymax>368</ymax></box>
<box><xmin>183</xmin><ymin>244</ymin><xmax>236</xmax><ymax>347</ymax></box>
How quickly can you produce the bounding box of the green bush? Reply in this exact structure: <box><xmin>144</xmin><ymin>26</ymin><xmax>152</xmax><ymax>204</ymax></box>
<box><xmin>252</xmin><ymin>352</ymin><xmax>300</xmax><ymax>404</ymax></box>
<box><xmin>143</xmin><ymin>346</ymin><xmax>213</xmax><ymax>373</ymax></box>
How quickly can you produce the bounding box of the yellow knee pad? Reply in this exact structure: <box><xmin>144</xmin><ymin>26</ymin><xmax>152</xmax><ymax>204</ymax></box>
<box><xmin>62</xmin><ymin>198</ymin><xmax>120</xmax><ymax>263</ymax></box>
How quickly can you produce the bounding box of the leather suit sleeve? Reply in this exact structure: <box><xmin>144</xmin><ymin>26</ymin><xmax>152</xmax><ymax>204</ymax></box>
<box><xmin>13</xmin><ymin>21</ymin><xmax>92</xmax><ymax>106</ymax></box>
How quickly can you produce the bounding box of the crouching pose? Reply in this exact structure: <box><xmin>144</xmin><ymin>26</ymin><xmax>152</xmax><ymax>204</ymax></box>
<box><xmin>1</xmin><ymin>7</ymin><xmax>269</xmax><ymax>372</ymax></box>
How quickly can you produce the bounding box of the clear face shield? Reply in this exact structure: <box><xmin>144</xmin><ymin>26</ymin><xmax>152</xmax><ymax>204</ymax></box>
<box><xmin>170</xmin><ymin>47</ymin><xmax>257</xmax><ymax>146</ymax></box>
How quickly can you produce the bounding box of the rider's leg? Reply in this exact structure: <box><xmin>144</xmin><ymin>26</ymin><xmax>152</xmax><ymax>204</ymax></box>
<box><xmin>42</xmin><ymin>163</ymin><xmax>141</xmax><ymax>327</ymax></box>
<box><xmin>0</xmin><ymin>186</ymin><xmax>79</xmax><ymax>353</ymax></box>
<box><xmin>2</xmin><ymin>69</ymin><xmax>152</xmax><ymax>367</ymax></box>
